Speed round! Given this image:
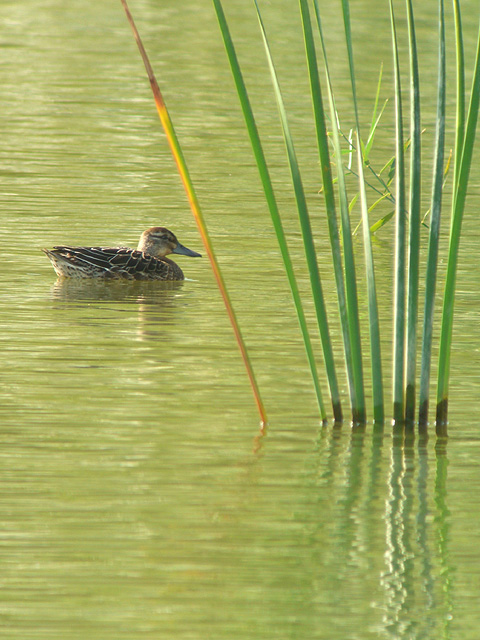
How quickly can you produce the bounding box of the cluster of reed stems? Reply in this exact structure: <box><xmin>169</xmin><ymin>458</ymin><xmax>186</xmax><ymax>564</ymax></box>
<box><xmin>122</xmin><ymin>0</ymin><xmax>480</xmax><ymax>433</ymax></box>
<box><xmin>213</xmin><ymin>0</ymin><xmax>480</xmax><ymax>434</ymax></box>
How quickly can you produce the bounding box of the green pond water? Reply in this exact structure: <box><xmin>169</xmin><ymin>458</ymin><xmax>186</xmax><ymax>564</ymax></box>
<box><xmin>2</xmin><ymin>0</ymin><xmax>480</xmax><ymax>637</ymax></box>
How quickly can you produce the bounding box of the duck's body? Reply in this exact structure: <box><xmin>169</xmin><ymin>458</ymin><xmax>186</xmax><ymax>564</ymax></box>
<box><xmin>43</xmin><ymin>227</ymin><xmax>201</xmax><ymax>281</ymax></box>
<box><xmin>43</xmin><ymin>246</ymin><xmax>187</xmax><ymax>280</ymax></box>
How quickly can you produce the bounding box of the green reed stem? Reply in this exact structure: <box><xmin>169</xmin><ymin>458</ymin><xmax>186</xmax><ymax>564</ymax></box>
<box><xmin>418</xmin><ymin>0</ymin><xmax>445</xmax><ymax>427</ymax></box>
<box><xmin>299</xmin><ymin>0</ymin><xmax>355</xmax><ymax>423</ymax></box>
<box><xmin>389</xmin><ymin>0</ymin><xmax>406</xmax><ymax>424</ymax></box>
<box><xmin>452</xmin><ymin>0</ymin><xmax>465</xmax><ymax>193</ymax></box>
<box><xmin>341</xmin><ymin>0</ymin><xmax>384</xmax><ymax>423</ymax></box>
<box><xmin>405</xmin><ymin>0</ymin><xmax>421</xmax><ymax>425</ymax></box>
<box><xmin>253</xmin><ymin>0</ymin><xmax>342</xmax><ymax>422</ymax></box>
<box><xmin>213</xmin><ymin>0</ymin><xmax>330</xmax><ymax>422</ymax></box>
<box><xmin>311</xmin><ymin>0</ymin><xmax>366</xmax><ymax>424</ymax></box>
<box><xmin>436</xmin><ymin>15</ymin><xmax>480</xmax><ymax>428</ymax></box>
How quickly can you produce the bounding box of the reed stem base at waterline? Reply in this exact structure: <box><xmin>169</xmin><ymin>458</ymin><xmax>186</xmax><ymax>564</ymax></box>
<box><xmin>436</xmin><ymin>397</ymin><xmax>448</xmax><ymax>436</ymax></box>
<box><xmin>418</xmin><ymin>398</ymin><xmax>429</xmax><ymax>427</ymax></box>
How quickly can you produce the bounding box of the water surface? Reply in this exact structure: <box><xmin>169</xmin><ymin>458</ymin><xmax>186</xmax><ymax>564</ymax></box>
<box><xmin>1</xmin><ymin>0</ymin><xmax>480</xmax><ymax>637</ymax></box>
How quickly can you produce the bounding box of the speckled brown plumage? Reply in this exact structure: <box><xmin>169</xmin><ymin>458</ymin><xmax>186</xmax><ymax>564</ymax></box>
<box><xmin>43</xmin><ymin>227</ymin><xmax>201</xmax><ymax>281</ymax></box>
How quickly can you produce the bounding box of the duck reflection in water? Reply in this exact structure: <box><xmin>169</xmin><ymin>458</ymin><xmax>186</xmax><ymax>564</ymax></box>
<box><xmin>48</xmin><ymin>277</ymin><xmax>185</xmax><ymax>304</ymax></box>
<box><xmin>48</xmin><ymin>273</ymin><xmax>191</xmax><ymax>342</ymax></box>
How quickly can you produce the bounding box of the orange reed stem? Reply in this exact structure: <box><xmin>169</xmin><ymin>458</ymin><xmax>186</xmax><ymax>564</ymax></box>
<box><xmin>120</xmin><ymin>0</ymin><xmax>267</xmax><ymax>425</ymax></box>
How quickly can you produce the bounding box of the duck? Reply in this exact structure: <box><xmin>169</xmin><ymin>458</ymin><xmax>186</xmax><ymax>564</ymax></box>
<box><xmin>43</xmin><ymin>227</ymin><xmax>202</xmax><ymax>280</ymax></box>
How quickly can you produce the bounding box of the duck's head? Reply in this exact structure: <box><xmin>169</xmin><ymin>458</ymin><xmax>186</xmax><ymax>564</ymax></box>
<box><xmin>137</xmin><ymin>227</ymin><xmax>202</xmax><ymax>259</ymax></box>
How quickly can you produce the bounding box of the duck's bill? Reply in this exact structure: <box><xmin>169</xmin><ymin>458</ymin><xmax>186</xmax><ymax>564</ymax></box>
<box><xmin>173</xmin><ymin>243</ymin><xmax>202</xmax><ymax>258</ymax></box>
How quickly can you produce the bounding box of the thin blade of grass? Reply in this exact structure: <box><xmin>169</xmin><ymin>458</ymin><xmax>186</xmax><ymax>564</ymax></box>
<box><xmin>371</xmin><ymin>210</ymin><xmax>395</xmax><ymax>234</ymax></box>
<box><xmin>436</xmin><ymin>14</ymin><xmax>480</xmax><ymax>428</ymax></box>
<box><xmin>364</xmin><ymin>65</ymin><xmax>386</xmax><ymax>161</ymax></box>
<box><xmin>418</xmin><ymin>0</ymin><xmax>445</xmax><ymax>427</ymax></box>
<box><xmin>253</xmin><ymin>0</ymin><xmax>342</xmax><ymax>422</ymax></box>
<box><xmin>341</xmin><ymin>0</ymin><xmax>384</xmax><ymax>423</ymax></box>
<box><xmin>212</xmin><ymin>0</ymin><xmax>330</xmax><ymax>422</ymax></box>
<box><xmin>369</xmin><ymin>192</ymin><xmax>392</xmax><ymax>215</ymax></box>
<box><xmin>347</xmin><ymin>162</ymin><xmax>395</xmax><ymax>203</ymax></box>
<box><xmin>120</xmin><ymin>0</ymin><xmax>267</xmax><ymax>425</ymax></box>
<box><xmin>312</xmin><ymin>0</ymin><xmax>367</xmax><ymax>423</ymax></box>
<box><xmin>389</xmin><ymin>0</ymin><xmax>406</xmax><ymax>424</ymax></box>
<box><xmin>405</xmin><ymin>0</ymin><xmax>422</xmax><ymax>424</ymax></box>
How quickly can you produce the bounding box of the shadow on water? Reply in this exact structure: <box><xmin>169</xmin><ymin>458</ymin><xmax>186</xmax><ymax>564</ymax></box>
<box><xmin>305</xmin><ymin>426</ymin><xmax>453</xmax><ymax>639</ymax></box>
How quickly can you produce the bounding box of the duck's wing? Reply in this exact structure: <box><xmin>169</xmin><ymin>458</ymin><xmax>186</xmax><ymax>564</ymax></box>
<box><xmin>46</xmin><ymin>246</ymin><xmax>182</xmax><ymax>280</ymax></box>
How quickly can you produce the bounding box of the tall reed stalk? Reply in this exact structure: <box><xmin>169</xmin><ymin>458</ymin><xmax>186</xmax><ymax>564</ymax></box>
<box><xmin>213</xmin><ymin>0</ymin><xmax>330</xmax><ymax>422</ymax></box>
<box><xmin>253</xmin><ymin>0</ymin><xmax>344</xmax><ymax>422</ymax></box>
<box><xmin>389</xmin><ymin>0</ymin><xmax>406</xmax><ymax>424</ymax></box>
<box><xmin>340</xmin><ymin>0</ymin><xmax>385</xmax><ymax>424</ymax></box>
<box><xmin>436</xmin><ymin>9</ymin><xmax>480</xmax><ymax>429</ymax></box>
<box><xmin>299</xmin><ymin>0</ymin><xmax>356</xmax><ymax>423</ymax></box>
<box><xmin>120</xmin><ymin>0</ymin><xmax>268</xmax><ymax>425</ymax></box>
<box><xmin>404</xmin><ymin>0</ymin><xmax>421</xmax><ymax>425</ymax></box>
<box><xmin>311</xmin><ymin>0</ymin><xmax>367</xmax><ymax>424</ymax></box>
<box><xmin>418</xmin><ymin>0</ymin><xmax>446</xmax><ymax>427</ymax></box>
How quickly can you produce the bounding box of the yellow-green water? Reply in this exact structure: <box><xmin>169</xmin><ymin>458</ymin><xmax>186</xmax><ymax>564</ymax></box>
<box><xmin>1</xmin><ymin>0</ymin><xmax>480</xmax><ymax>637</ymax></box>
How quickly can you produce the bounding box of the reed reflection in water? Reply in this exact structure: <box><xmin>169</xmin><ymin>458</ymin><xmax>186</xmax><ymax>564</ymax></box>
<box><xmin>302</xmin><ymin>428</ymin><xmax>453</xmax><ymax>639</ymax></box>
